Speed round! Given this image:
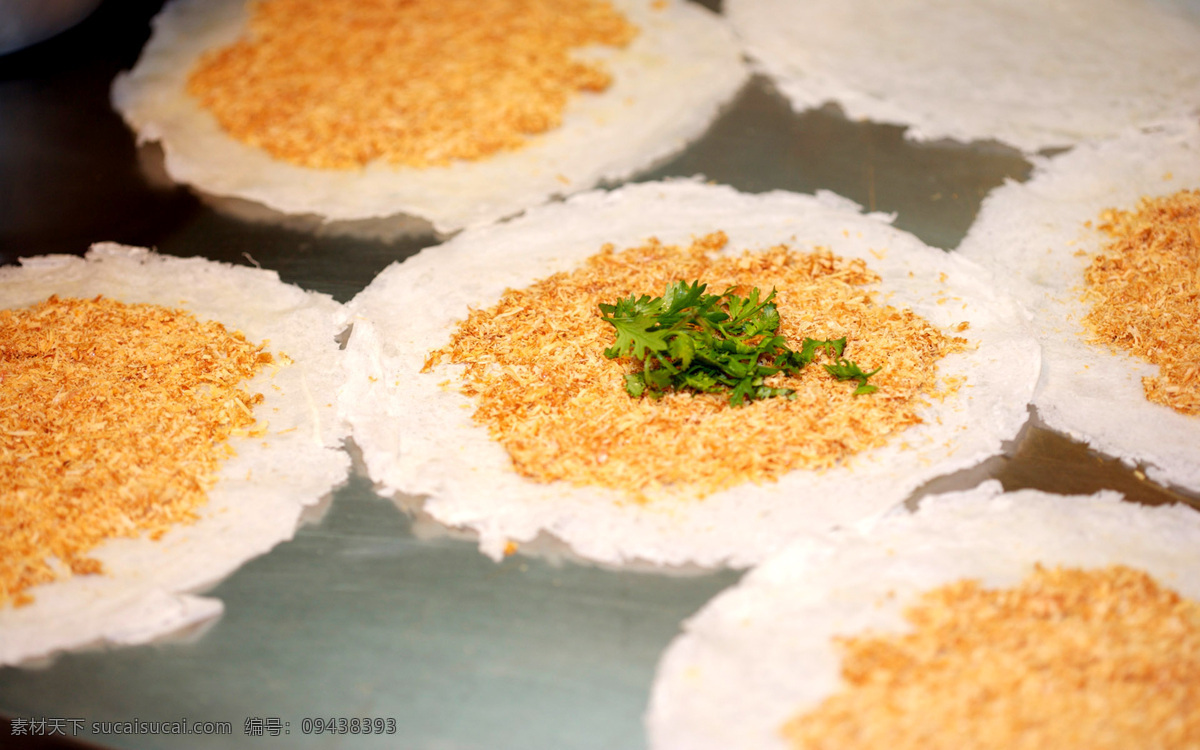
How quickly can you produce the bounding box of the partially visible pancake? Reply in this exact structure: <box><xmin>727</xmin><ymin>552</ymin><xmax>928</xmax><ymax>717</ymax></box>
<box><xmin>0</xmin><ymin>245</ymin><xmax>349</xmax><ymax>666</ymax></box>
<box><xmin>647</xmin><ymin>481</ymin><xmax>1200</xmax><ymax>749</ymax></box>
<box><xmin>958</xmin><ymin>119</ymin><xmax>1200</xmax><ymax>493</ymax></box>
<box><xmin>725</xmin><ymin>0</ymin><xmax>1200</xmax><ymax>153</ymax></box>
<box><xmin>111</xmin><ymin>0</ymin><xmax>747</xmax><ymax>233</ymax></box>
<box><xmin>339</xmin><ymin>180</ymin><xmax>1039</xmax><ymax>569</ymax></box>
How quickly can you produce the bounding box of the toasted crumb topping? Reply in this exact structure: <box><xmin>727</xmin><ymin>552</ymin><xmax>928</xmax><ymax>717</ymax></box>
<box><xmin>187</xmin><ymin>0</ymin><xmax>638</xmax><ymax>169</ymax></box>
<box><xmin>426</xmin><ymin>232</ymin><xmax>966</xmax><ymax>500</ymax></box>
<box><xmin>1084</xmin><ymin>189</ymin><xmax>1200</xmax><ymax>415</ymax></box>
<box><xmin>783</xmin><ymin>565</ymin><xmax>1200</xmax><ymax>750</ymax></box>
<box><xmin>0</xmin><ymin>296</ymin><xmax>271</xmax><ymax>607</ymax></box>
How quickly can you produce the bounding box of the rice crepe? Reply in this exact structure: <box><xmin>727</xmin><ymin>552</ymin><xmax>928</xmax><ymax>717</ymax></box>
<box><xmin>340</xmin><ymin>180</ymin><xmax>1039</xmax><ymax>568</ymax></box>
<box><xmin>111</xmin><ymin>0</ymin><xmax>747</xmax><ymax>233</ymax></box>
<box><xmin>725</xmin><ymin>0</ymin><xmax>1200</xmax><ymax>153</ymax></box>
<box><xmin>0</xmin><ymin>245</ymin><xmax>349</xmax><ymax>666</ymax></box>
<box><xmin>958</xmin><ymin>119</ymin><xmax>1200</xmax><ymax>493</ymax></box>
<box><xmin>647</xmin><ymin>481</ymin><xmax>1200</xmax><ymax>749</ymax></box>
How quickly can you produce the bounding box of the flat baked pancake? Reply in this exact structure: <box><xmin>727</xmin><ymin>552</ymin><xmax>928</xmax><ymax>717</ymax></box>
<box><xmin>339</xmin><ymin>180</ymin><xmax>1039</xmax><ymax>568</ymax></box>
<box><xmin>0</xmin><ymin>245</ymin><xmax>349</xmax><ymax>666</ymax></box>
<box><xmin>111</xmin><ymin>0</ymin><xmax>747</xmax><ymax>233</ymax></box>
<box><xmin>647</xmin><ymin>481</ymin><xmax>1200</xmax><ymax>750</ymax></box>
<box><xmin>958</xmin><ymin>119</ymin><xmax>1200</xmax><ymax>493</ymax></box>
<box><xmin>725</xmin><ymin>0</ymin><xmax>1200</xmax><ymax>153</ymax></box>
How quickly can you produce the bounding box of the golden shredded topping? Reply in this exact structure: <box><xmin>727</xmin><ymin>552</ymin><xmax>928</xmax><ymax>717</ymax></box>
<box><xmin>427</xmin><ymin>232</ymin><xmax>966</xmax><ymax>500</ymax></box>
<box><xmin>187</xmin><ymin>0</ymin><xmax>638</xmax><ymax>169</ymax></box>
<box><xmin>783</xmin><ymin>565</ymin><xmax>1200</xmax><ymax>750</ymax></box>
<box><xmin>1084</xmin><ymin>189</ymin><xmax>1200</xmax><ymax>415</ymax></box>
<box><xmin>0</xmin><ymin>296</ymin><xmax>272</xmax><ymax>607</ymax></box>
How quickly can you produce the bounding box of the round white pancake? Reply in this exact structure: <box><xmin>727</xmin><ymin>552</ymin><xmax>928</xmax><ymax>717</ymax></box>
<box><xmin>725</xmin><ymin>0</ymin><xmax>1200</xmax><ymax>153</ymax></box>
<box><xmin>110</xmin><ymin>0</ymin><xmax>748</xmax><ymax>234</ymax></box>
<box><xmin>646</xmin><ymin>480</ymin><xmax>1200</xmax><ymax>750</ymax></box>
<box><xmin>958</xmin><ymin>119</ymin><xmax>1200</xmax><ymax>493</ymax></box>
<box><xmin>0</xmin><ymin>244</ymin><xmax>350</xmax><ymax>666</ymax></box>
<box><xmin>339</xmin><ymin>180</ymin><xmax>1040</xmax><ymax>569</ymax></box>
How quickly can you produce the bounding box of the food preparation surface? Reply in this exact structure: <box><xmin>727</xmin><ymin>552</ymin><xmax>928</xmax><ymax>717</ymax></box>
<box><xmin>1</xmin><ymin>1</ymin><xmax>1196</xmax><ymax>748</ymax></box>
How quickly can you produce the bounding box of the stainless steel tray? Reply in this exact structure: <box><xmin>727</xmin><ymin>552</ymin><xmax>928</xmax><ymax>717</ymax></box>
<box><xmin>1</xmin><ymin>1</ymin><xmax>1196</xmax><ymax>748</ymax></box>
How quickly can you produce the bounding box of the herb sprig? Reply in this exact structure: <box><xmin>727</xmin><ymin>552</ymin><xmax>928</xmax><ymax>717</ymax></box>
<box><xmin>599</xmin><ymin>280</ymin><xmax>880</xmax><ymax>406</ymax></box>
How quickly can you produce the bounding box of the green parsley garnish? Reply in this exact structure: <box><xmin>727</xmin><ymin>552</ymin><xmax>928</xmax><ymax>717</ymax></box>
<box><xmin>599</xmin><ymin>280</ymin><xmax>880</xmax><ymax>406</ymax></box>
<box><xmin>824</xmin><ymin>358</ymin><xmax>882</xmax><ymax>396</ymax></box>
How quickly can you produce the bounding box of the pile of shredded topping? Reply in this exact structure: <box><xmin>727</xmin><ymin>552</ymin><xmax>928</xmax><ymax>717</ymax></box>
<box><xmin>187</xmin><ymin>0</ymin><xmax>638</xmax><ymax>169</ymax></box>
<box><xmin>0</xmin><ymin>296</ymin><xmax>272</xmax><ymax>607</ymax></box>
<box><xmin>782</xmin><ymin>564</ymin><xmax>1200</xmax><ymax>750</ymax></box>
<box><xmin>426</xmin><ymin>232</ymin><xmax>966</xmax><ymax>499</ymax></box>
<box><xmin>1084</xmin><ymin>188</ymin><xmax>1200</xmax><ymax>415</ymax></box>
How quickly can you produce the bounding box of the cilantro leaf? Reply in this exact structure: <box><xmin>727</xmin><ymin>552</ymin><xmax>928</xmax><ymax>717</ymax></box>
<box><xmin>600</xmin><ymin>281</ymin><xmax>882</xmax><ymax>405</ymax></box>
<box><xmin>798</xmin><ymin>336</ymin><xmax>846</xmax><ymax>365</ymax></box>
<box><xmin>623</xmin><ymin>372</ymin><xmax>646</xmax><ymax>398</ymax></box>
<box><xmin>599</xmin><ymin>293</ymin><xmax>671</xmax><ymax>361</ymax></box>
<box><xmin>824</xmin><ymin>358</ymin><xmax>882</xmax><ymax>395</ymax></box>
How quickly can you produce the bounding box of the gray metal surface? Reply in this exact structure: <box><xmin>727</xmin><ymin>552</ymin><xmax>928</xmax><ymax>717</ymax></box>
<box><xmin>1</xmin><ymin>1</ymin><xmax>1197</xmax><ymax>748</ymax></box>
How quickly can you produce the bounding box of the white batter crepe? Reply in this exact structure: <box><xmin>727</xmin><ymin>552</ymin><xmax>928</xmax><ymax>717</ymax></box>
<box><xmin>958</xmin><ymin>119</ymin><xmax>1200</xmax><ymax>493</ymax></box>
<box><xmin>339</xmin><ymin>180</ymin><xmax>1040</xmax><ymax>569</ymax></box>
<box><xmin>646</xmin><ymin>480</ymin><xmax>1200</xmax><ymax>750</ymax></box>
<box><xmin>725</xmin><ymin>0</ymin><xmax>1200</xmax><ymax>153</ymax></box>
<box><xmin>110</xmin><ymin>0</ymin><xmax>747</xmax><ymax>234</ymax></box>
<box><xmin>0</xmin><ymin>244</ymin><xmax>350</xmax><ymax>666</ymax></box>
